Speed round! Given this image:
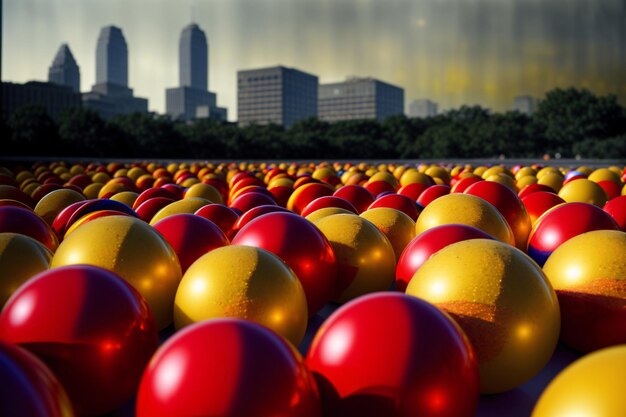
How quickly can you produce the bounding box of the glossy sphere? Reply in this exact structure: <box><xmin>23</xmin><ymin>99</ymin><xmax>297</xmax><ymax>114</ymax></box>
<box><xmin>0</xmin><ymin>342</ymin><xmax>74</xmax><ymax>417</ymax></box>
<box><xmin>406</xmin><ymin>239</ymin><xmax>560</xmax><ymax>394</ymax></box>
<box><xmin>136</xmin><ymin>319</ymin><xmax>321</xmax><ymax>417</ymax></box>
<box><xmin>367</xmin><ymin>194</ymin><xmax>422</xmax><ymax>221</ymax></box>
<box><xmin>0</xmin><ymin>233</ymin><xmax>52</xmax><ymax>307</ymax></box>
<box><xmin>50</xmin><ymin>216</ymin><xmax>182</xmax><ymax>330</ymax></box>
<box><xmin>415</xmin><ymin>194</ymin><xmax>515</xmax><ymax>246</ymax></box>
<box><xmin>194</xmin><ymin>203</ymin><xmax>240</xmax><ymax>234</ymax></box>
<box><xmin>34</xmin><ymin>189</ymin><xmax>85</xmax><ymax>225</ymax></box>
<box><xmin>230</xmin><ymin>205</ymin><xmax>291</xmax><ymax>237</ymax></box>
<box><xmin>558</xmin><ymin>178</ymin><xmax>608</xmax><ymax>207</ymax></box>
<box><xmin>0</xmin><ymin>206</ymin><xmax>58</xmax><ymax>251</ymax></box>
<box><xmin>149</xmin><ymin>197</ymin><xmax>211</xmax><ymax>225</ymax></box>
<box><xmin>300</xmin><ymin>196</ymin><xmax>358</xmax><ymax>218</ymax></box>
<box><xmin>315</xmin><ymin>214</ymin><xmax>396</xmax><ymax>303</ymax></box>
<box><xmin>521</xmin><ymin>191</ymin><xmax>565</xmax><ymax>225</ymax></box>
<box><xmin>603</xmin><ymin>195</ymin><xmax>626</xmax><ymax>231</ymax></box>
<box><xmin>153</xmin><ymin>214</ymin><xmax>229</xmax><ymax>272</ymax></box>
<box><xmin>305</xmin><ymin>207</ymin><xmax>356</xmax><ymax>224</ymax></box>
<box><xmin>134</xmin><ymin>197</ymin><xmax>175</xmax><ymax>223</ymax></box>
<box><xmin>306</xmin><ymin>293</ymin><xmax>479</xmax><ymax>417</ymax></box>
<box><xmin>464</xmin><ymin>180</ymin><xmax>532</xmax><ymax>250</ymax></box>
<box><xmin>232</xmin><ymin>212</ymin><xmax>337</xmax><ymax>315</ymax></box>
<box><xmin>360</xmin><ymin>207</ymin><xmax>416</xmax><ymax>262</ymax></box>
<box><xmin>395</xmin><ymin>225</ymin><xmax>494</xmax><ymax>292</ymax></box>
<box><xmin>287</xmin><ymin>183</ymin><xmax>334</xmax><ymax>214</ymax></box>
<box><xmin>333</xmin><ymin>185</ymin><xmax>375</xmax><ymax>214</ymax></box>
<box><xmin>532</xmin><ymin>346</ymin><xmax>626</xmax><ymax>417</ymax></box>
<box><xmin>542</xmin><ymin>230</ymin><xmax>626</xmax><ymax>352</ymax></box>
<box><xmin>174</xmin><ymin>246</ymin><xmax>308</xmax><ymax>345</ymax></box>
<box><xmin>0</xmin><ymin>265</ymin><xmax>158</xmax><ymax>416</ymax></box>
<box><xmin>417</xmin><ymin>185</ymin><xmax>451</xmax><ymax>207</ymax></box>
<box><xmin>527</xmin><ymin>202</ymin><xmax>620</xmax><ymax>266</ymax></box>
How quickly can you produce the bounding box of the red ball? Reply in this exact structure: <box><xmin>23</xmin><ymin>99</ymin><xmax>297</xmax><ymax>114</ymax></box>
<box><xmin>333</xmin><ymin>185</ymin><xmax>375</xmax><ymax>214</ymax></box>
<box><xmin>0</xmin><ymin>341</ymin><xmax>74</xmax><ymax>417</ymax></box>
<box><xmin>417</xmin><ymin>185</ymin><xmax>451</xmax><ymax>207</ymax></box>
<box><xmin>300</xmin><ymin>196</ymin><xmax>358</xmax><ymax>218</ymax></box>
<box><xmin>288</xmin><ymin>183</ymin><xmax>334</xmax><ymax>215</ymax></box>
<box><xmin>0</xmin><ymin>265</ymin><xmax>158</xmax><ymax>417</ymax></box>
<box><xmin>31</xmin><ymin>183</ymin><xmax>63</xmax><ymax>203</ymax></box>
<box><xmin>527</xmin><ymin>202</ymin><xmax>621</xmax><ymax>266</ymax></box>
<box><xmin>603</xmin><ymin>195</ymin><xmax>626</xmax><ymax>231</ymax></box>
<box><xmin>0</xmin><ymin>185</ymin><xmax>35</xmax><ymax>208</ymax></box>
<box><xmin>230</xmin><ymin>205</ymin><xmax>291</xmax><ymax>238</ymax></box>
<box><xmin>51</xmin><ymin>200</ymin><xmax>89</xmax><ymax>239</ymax></box>
<box><xmin>367</xmin><ymin>194</ymin><xmax>423</xmax><ymax>221</ymax></box>
<box><xmin>160</xmin><ymin>183</ymin><xmax>185</xmax><ymax>199</ymax></box>
<box><xmin>306</xmin><ymin>293</ymin><xmax>479</xmax><ymax>417</ymax></box>
<box><xmin>364</xmin><ymin>180</ymin><xmax>396</xmax><ymax>198</ymax></box>
<box><xmin>522</xmin><ymin>191</ymin><xmax>565</xmax><ymax>225</ymax></box>
<box><xmin>153</xmin><ymin>214</ymin><xmax>229</xmax><ymax>272</ymax></box>
<box><xmin>450</xmin><ymin>176</ymin><xmax>483</xmax><ymax>193</ymax></box>
<box><xmin>232</xmin><ymin>211</ymin><xmax>337</xmax><ymax>315</ymax></box>
<box><xmin>0</xmin><ymin>206</ymin><xmax>58</xmax><ymax>251</ymax></box>
<box><xmin>395</xmin><ymin>224</ymin><xmax>494</xmax><ymax>291</ymax></box>
<box><xmin>133</xmin><ymin>187</ymin><xmax>178</xmax><ymax>210</ymax></box>
<box><xmin>268</xmin><ymin>185</ymin><xmax>293</xmax><ymax>207</ymax></box>
<box><xmin>194</xmin><ymin>203</ymin><xmax>240</xmax><ymax>235</ymax></box>
<box><xmin>517</xmin><ymin>183</ymin><xmax>556</xmax><ymax>199</ymax></box>
<box><xmin>135</xmin><ymin>197</ymin><xmax>176</xmax><ymax>223</ymax></box>
<box><xmin>597</xmin><ymin>180</ymin><xmax>622</xmax><ymax>200</ymax></box>
<box><xmin>230</xmin><ymin>192</ymin><xmax>277</xmax><ymax>213</ymax></box>
<box><xmin>136</xmin><ymin>319</ymin><xmax>321</xmax><ymax>417</ymax></box>
<box><xmin>397</xmin><ymin>182</ymin><xmax>429</xmax><ymax>200</ymax></box>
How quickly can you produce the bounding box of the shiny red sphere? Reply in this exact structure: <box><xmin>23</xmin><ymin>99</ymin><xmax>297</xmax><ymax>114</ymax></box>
<box><xmin>517</xmin><ymin>183</ymin><xmax>556</xmax><ymax>199</ymax></box>
<box><xmin>395</xmin><ymin>224</ymin><xmax>494</xmax><ymax>291</ymax></box>
<box><xmin>417</xmin><ymin>185</ymin><xmax>451</xmax><ymax>207</ymax></box>
<box><xmin>333</xmin><ymin>185</ymin><xmax>375</xmax><ymax>214</ymax></box>
<box><xmin>230</xmin><ymin>205</ymin><xmax>291</xmax><ymax>238</ymax></box>
<box><xmin>0</xmin><ymin>341</ymin><xmax>74</xmax><ymax>417</ymax></box>
<box><xmin>597</xmin><ymin>180</ymin><xmax>622</xmax><ymax>201</ymax></box>
<box><xmin>397</xmin><ymin>182</ymin><xmax>429</xmax><ymax>200</ymax></box>
<box><xmin>367</xmin><ymin>194</ymin><xmax>423</xmax><ymax>221</ymax></box>
<box><xmin>136</xmin><ymin>319</ymin><xmax>321</xmax><ymax>417</ymax></box>
<box><xmin>288</xmin><ymin>183</ymin><xmax>334</xmax><ymax>214</ymax></box>
<box><xmin>300</xmin><ymin>196</ymin><xmax>358</xmax><ymax>218</ymax></box>
<box><xmin>232</xmin><ymin>211</ymin><xmax>337</xmax><ymax>315</ymax></box>
<box><xmin>134</xmin><ymin>197</ymin><xmax>176</xmax><ymax>223</ymax></box>
<box><xmin>0</xmin><ymin>206</ymin><xmax>58</xmax><ymax>251</ymax></box>
<box><xmin>603</xmin><ymin>195</ymin><xmax>626</xmax><ymax>231</ymax></box>
<box><xmin>450</xmin><ymin>176</ymin><xmax>483</xmax><ymax>193</ymax></box>
<box><xmin>51</xmin><ymin>200</ymin><xmax>89</xmax><ymax>238</ymax></box>
<box><xmin>153</xmin><ymin>214</ymin><xmax>229</xmax><ymax>272</ymax></box>
<box><xmin>522</xmin><ymin>191</ymin><xmax>565</xmax><ymax>225</ymax></box>
<box><xmin>133</xmin><ymin>187</ymin><xmax>178</xmax><ymax>210</ymax></box>
<box><xmin>194</xmin><ymin>203</ymin><xmax>240</xmax><ymax>235</ymax></box>
<box><xmin>230</xmin><ymin>191</ymin><xmax>277</xmax><ymax>213</ymax></box>
<box><xmin>268</xmin><ymin>185</ymin><xmax>293</xmax><ymax>207</ymax></box>
<box><xmin>306</xmin><ymin>293</ymin><xmax>479</xmax><ymax>417</ymax></box>
<box><xmin>364</xmin><ymin>181</ymin><xmax>396</xmax><ymax>198</ymax></box>
<box><xmin>0</xmin><ymin>265</ymin><xmax>158</xmax><ymax>417</ymax></box>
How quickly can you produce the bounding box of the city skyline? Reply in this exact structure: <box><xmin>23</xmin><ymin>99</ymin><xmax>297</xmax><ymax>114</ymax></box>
<box><xmin>3</xmin><ymin>0</ymin><xmax>625</xmax><ymax>122</ymax></box>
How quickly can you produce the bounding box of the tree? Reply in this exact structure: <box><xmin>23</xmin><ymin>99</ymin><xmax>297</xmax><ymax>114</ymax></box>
<box><xmin>7</xmin><ymin>105</ymin><xmax>60</xmax><ymax>156</ymax></box>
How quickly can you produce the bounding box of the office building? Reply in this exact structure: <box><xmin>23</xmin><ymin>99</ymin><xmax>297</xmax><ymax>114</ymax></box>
<box><xmin>83</xmin><ymin>25</ymin><xmax>148</xmax><ymax>119</ymax></box>
<box><xmin>166</xmin><ymin>24</ymin><xmax>227</xmax><ymax>121</ymax></box>
<box><xmin>48</xmin><ymin>44</ymin><xmax>80</xmax><ymax>93</ymax></box>
<box><xmin>237</xmin><ymin>66</ymin><xmax>318</xmax><ymax>128</ymax></box>
<box><xmin>2</xmin><ymin>81</ymin><xmax>81</xmax><ymax>120</ymax></box>
<box><xmin>513</xmin><ymin>95</ymin><xmax>538</xmax><ymax>114</ymax></box>
<box><xmin>409</xmin><ymin>99</ymin><xmax>438</xmax><ymax>118</ymax></box>
<box><xmin>318</xmin><ymin>77</ymin><xmax>404</xmax><ymax>122</ymax></box>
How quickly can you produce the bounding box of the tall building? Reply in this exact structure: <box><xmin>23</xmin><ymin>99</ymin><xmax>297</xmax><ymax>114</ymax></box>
<box><xmin>48</xmin><ymin>44</ymin><xmax>80</xmax><ymax>93</ymax></box>
<box><xmin>409</xmin><ymin>99</ymin><xmax>438</xmax><ymax>118</ymax></box>
<box><xmin>513</xmin><ymin>95</ymin><xmax>538</xmax><ymax>114</ymax></box>
<box><xmin>83</xmin><ymin>25</ymin><xmax>148</xmax><ymax>120</ymax></box>
<box><xmin>237</xmin><ymin>66</ymin><xmax>318</xmax><ymax>128</ymax></box>
<box><xmin>2</xmin><ymin>81</ymin><xmax>81</xmax><ymax>120</ymax></box>
<box><xmin>166</xmin><ymin>23</ymin><xmax>227</xmax><ymax>122</ymax></box>
<box><xmin>318</xmin><ymin>77</ymin><xmax>404</xmax><ymax>122</ymax></box>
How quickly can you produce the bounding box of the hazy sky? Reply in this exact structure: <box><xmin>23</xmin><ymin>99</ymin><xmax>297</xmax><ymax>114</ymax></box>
<box><xmin>3</xmin><ymin>0</ymin><xmax>626</xmax><ymax>121</ymax></box>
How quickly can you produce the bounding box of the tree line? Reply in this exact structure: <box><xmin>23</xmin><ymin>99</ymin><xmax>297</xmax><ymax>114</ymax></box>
<box><xmin>3</xmin><ymin>88</ymin><xmax>625</xmax><ymax>159</ymax></box>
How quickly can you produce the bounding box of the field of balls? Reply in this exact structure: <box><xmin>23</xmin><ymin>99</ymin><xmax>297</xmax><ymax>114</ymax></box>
<box><xmin>0</xmin><ymin>160</ymin><xmax>625</xmax><ymax>417</ymax></box>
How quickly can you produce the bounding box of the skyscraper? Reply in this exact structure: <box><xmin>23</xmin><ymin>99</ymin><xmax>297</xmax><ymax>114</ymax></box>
<box><xmin>409</xmin><ymin>99</ymin><xmax>438</xmax><ymax>118</ymax></box>
<box><xmin>166</xmin><ymin>23</ymin><xmax>227</xmax><ymax>122</ymax></box>
<box><xmin>237</xmin><ymin>66</ymin><xmax>318</xmax><ymax>127</ymax></box>
<box><xmin>48</xmin><ymin>44</ymin><xmax>80</xmax><ymax>93</ymax></box>
<box><xmin>96</xmin><ymin>26</ymin><xmax>127</xmax><ymax>87</ymax></box>
<box><xmin>179</xmin><ymin>23</ymin><xmax>208</xmax><ymax>91</ymax></box>
<box><xmin>318</xmin><ymin>77</ymin><xmax>404</xmax><ymax>122</ymax></box>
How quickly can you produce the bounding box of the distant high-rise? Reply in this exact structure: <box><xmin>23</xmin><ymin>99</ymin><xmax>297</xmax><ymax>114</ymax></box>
<box><xmin>166</xmin><ymin>23</ymin><xmax>227</xmax><ymax>122</ymax></box>
<box><xmin>238</xmin><ymin>66</ymin><xmax>318</xmax><ymax>127</ymax></box>
<box><xmin>409</xmin><ymin>99</ymin><xmax>438</xmax><ymax>118</ymax></box>
<box><xmin>318</xmin><ymin>77</ymin><xmax>404</xmax><ymax>122</ymax></box>
<box><xmin>96</xmin><ymin>26</ymin><xmax>128</xmax><ymax>87</ymax></box>
<box><xmin>48</xmin><ymin>44</ymin><xmax>80</xmax><ymax>93</ymax></box>
<box><xmin>2</xmin><ymin>81</ymin><xmax>82</xmax><ymax>120</ymax></box>
<box><xmin>513</xmin><ymin>95</ymin><xmax>538</xmax><ymax>114</ymax></box>
<box><xmin>179</xmin><ymin>23</ymin><xmax>208</xmax><ymax>91</ymax></box>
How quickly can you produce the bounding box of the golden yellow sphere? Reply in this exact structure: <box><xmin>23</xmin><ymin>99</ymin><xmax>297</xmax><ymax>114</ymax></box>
<box><xmin>368</xmin><ymin>171</ymin><xmax>399</xmax><ymax>189</ymax></box>
<box><xmin>532</xmin><ymin>346</ymin><xmax>626</xmax><ymax>417</ymax></box>
<box><xmin>482</xmin><ymin>166</ymin><xmax>512</xmax><ymax>180</ymax></box>
<box><xmin>69</xmin><ymin>164</ymin><xmax>85</xmax><ymax>175</ymax></box>
<box><xmin>360</xmin><ymin>207</ymin><xmax>416</xmax><ymax>262</ymax></box>
<box><xmin>109</xmin><ymin>191</ymin><xmax>139</xmax><ymax>208</ymax></box>
<box><xmin>558</xmin><ymin>179</ymin><xmax>608</xmax><ymax>207</ymax></box>
<box><xmin>575</xmin><ymin>166</ymin><xmax>593</xmax><ymax>176</ymax></box>
<box><xmin>174</xmin><ymin>246</ymin><xmax>308</xmax><ymax>346</ymax></box>
<box><xmin>23</xmin><ymin>182</ymin><xmax>40</xmax><ymax>197</ymax></box>
<box><xmin>268</xmin><ymin>177</ymin><xmax>294</xmax><ymax>188</ymax></box>
<box><xmin>515</xmin><ymin>175</ymin><xmax>538</xmax><ymax>191</ymax></box>
<box><xmin>536</xmin><ymin>166</ymin><xmax>559</xmax><ymax>180</ymax></box>
<box><xmin>415</xmin><ymin>193</ymin><xmax>515</xmax><ymax>246</ymax></box>
<box><xmin>312</xmin><ymin>167</ymin><xmax>336</xmax><ymax>181</ymax></box>
<box><xmin>486</xmin><ymin>173</ymin><xmax>517</xmax><ymax>191</ymax></box>
<box><xmin>15</xmin><ymin>171</ymin><xmax>35</xmax><ymax>184</ymax></box>
<box><xmin>149</xmin><ymin>197</ymin><xmax>211</xmax><ymax>225</ymax></box>
<box><xmin>515</xmin><ymin>167</ymin><xmax>537</xmax><ymax>181</ymax></box>
<box><xmin>406</xmin><ymin>239</ymin><xmax>560</xmax><ymax>394</ymax></box>
<box><xmin>127</xmin><ymin>167</ymin><xmax>148</xmax><ymax>182</ymax></box>
<box><xmin>34</xmin><ymin>188</ymin><xmax>85</xmax><ymax>225</ymax></box>
<box><xmin>399</xmin><ymin>170</ymin><xmax>432</xmax><ymax>187</ymax></box>
<box><xmin>425</xmin><ymin>166</ymin><xmax>451</xmax><ymax>185</ymax></box>
<box><xmin>588</xmin><ymin>168</ymin><xmax>621</xmax><ymax>184</ymax></box>
<box><xmin>91</xmin><ymin>172</ymin><xmax>110</xmax><ymax>184</ymax></box>
<box><xmin>83</xmin><ymin>183</ymin><xmax>104</xmax><ymax>199</ymax></box>
<box><xmin>305</xmin><ymin>207</ymin><xmax>356</xmax><ymax>224</ymax></box>
<box><xmin>473</xmin><ymin>166</ymin><xmax>488</xmax><ymax>177</ymax></box>
<box><xmin>537</xmin><ymin>172</ymin><xmax>564</xmax><ymax>192</ymax></box>
<box><xmin>0</xmin><ymin>233</ymin><xmax>52</xmax><ymax>308</ymax></box>
<box><xmin>184</xmin><ymin>183</ymin><xmax>223</xmax><ymax>204</ymax></box>
<box><xmin>50</xmin><ymin>215</ymin><xmax>182</xmax><ymax>330</ymax></box>
<box><xmin>315</xmin><ymin>214</ymin><xmax>396</xmax><ymax>303</ymax></box>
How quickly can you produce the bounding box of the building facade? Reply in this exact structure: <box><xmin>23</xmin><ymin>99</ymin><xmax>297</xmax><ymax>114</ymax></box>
<box><xmin>513</xmin><ymin>95</ymin><xmax>538</xmax><ymax>114</ymax></box>
<box><xmin>237</xmin><ymin>66</ymin><xmax>318</xmax><ymax>128</ymax></box>
<box><xmin>318</xmin><ymin>77</ymin><xmax>404</xmax><ymax>122</ymax></box>
<box><xmin>2</xmin><ymin>81</ymin><xmax>82</xmax><ymax>120</ymax></box>
<box><xmin>409</xmin><ymin>99</ymin><xmax>438</xmax><ymax>118</ymax></box>
<box><xmin>48</xmin><ymin>44</ymin><xmax>80</xmax><ymax>93</ymax></box>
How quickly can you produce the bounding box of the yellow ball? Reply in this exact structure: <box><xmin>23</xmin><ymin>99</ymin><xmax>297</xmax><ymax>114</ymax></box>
<box><xmin>109</xmin><ymin>191</ymin><xmax>139</xmax><ymax>208</ymax></box>
<box><xmin>149</xmin><ymin>197</ymin><xmax>211</xmax><ymax>225</ymax></box>
<box><xmin>588</xmin><ymin>167</ymin><xmax>621</xmax><ymax>184</ymax></box>
<box><xmin>558</xmin><ymin>179</ymin><xmax>608</xmax><ymax>207</ymax></box>
<box><xmin>360</xmin><ymin>207</ymin><xmax>416</xmax><ymax>262</ymax></box>
<box><xmin>515</xmin><ymin>167</ymin><xmax>537</xmax><ymax>181</ymax></box>
<box><xmin>515</xmin><ymin>175</ymin><xmax>538</xmax><ymax>191</ymax></box>
<box><xmin>305</xmin><ymin>207</ymin><xmax>355</xmax><ymax>224</ymax></box>
<box><xmin>486</xmin><ymin>173</ymin><xmax>517</xmax><ymax>191</ymax></box>
<box><xmin>482</xmin><ymin>166</ymin><xmax>512</xmax><ymax>180</ymax></box>
<box><xmin>0</xmin><ymin>233</ymin><xmax>52</xmax><ymax>308</ymax></box>
<box><xmin>174</xmin><ymin>246</ymin><xmax>308</xmax><ymax>346</ymax></box>
<box><xmin>425</xmin><ymin>166</ymin><xmax>451</xmax><ymax>185</ymax></box>
<box><xmin>315</xmin><ymin>214</ymin><xmax>396</xmax><ymax>303</ymax></box>
<box><xmin>415</xmin><ymin>193</ymin><xmax>515</xmax><ymax>246</ymax></box>
<box><xmin>91</xmin><ymin>172</ymin><xmax>110</xmax><ymax>184</ymax></box>
<box><xmin>368</xmin><ymin>171</ymin><xmax>399</xmax><ymax>189</ymax></box>
<box><xmin>399</xmin><ymin>170</ymin><xmax>432</xmax><ymax>187</ymax></box>
<box><xmin>83</xmin><ymin>182</ymin><xmax>104</xmax><ymax>199</ymax></box>
<box><xmin>50</xmin><ymin>216</ymin><xmax>182</xmax><ymax>330</ymax></box>
<box><xmin>34</xmin><ymin>188</ymin><xmax>85</xmax><ymax>225</ymax></box>
<box><xmin>538</xmin><ymin>172</ymin><xmax>564</xmax><ymax>192</ymax></box>
<box><xmin>536</xmin><ymin>166</ymin><xmax>559</xmax><ymax>180</ymax></box>
<box><xmin>532</xmin><ymin>345</ymin><xmax>626</xmax><ymax>417</ymax></box>
<box><xmin>406</xmin><ymin>239</ymin><xmax>560</xmax><ymax>394</ymax></box>
<box><xmin>184</xmin><ymin>183</ymin><xmax>223</xmax><ymax>204</ymax></box>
